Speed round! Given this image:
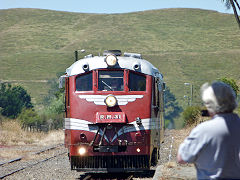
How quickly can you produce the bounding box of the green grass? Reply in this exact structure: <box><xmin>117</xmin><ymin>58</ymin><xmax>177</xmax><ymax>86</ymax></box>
<box><xmin>0</xmin><ymin>8</ymin><xmax>240</xmax><ymax>127</ymax></box>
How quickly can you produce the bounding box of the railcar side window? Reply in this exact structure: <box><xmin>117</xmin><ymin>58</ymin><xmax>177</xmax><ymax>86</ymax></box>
<box><xmin>98</xmin><ymin>71</ymin><xmax>124</xmax><ymax>91</ymax></box>
<box><xmin>76</xmin><ymin>72</ymin><xmax>92</xmax><ymax>91</ymax></box>
<box><xmin>129</xmin><ymin>72</ymin><xmax>146</xmax><ymax>91</ymax></box>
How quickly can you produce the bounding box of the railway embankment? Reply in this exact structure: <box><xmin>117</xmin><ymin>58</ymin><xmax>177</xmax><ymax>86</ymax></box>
<box><xmin>154</xmin><ymin>129</ymin><xmax>196</xmax><ymax>179</ymax></box>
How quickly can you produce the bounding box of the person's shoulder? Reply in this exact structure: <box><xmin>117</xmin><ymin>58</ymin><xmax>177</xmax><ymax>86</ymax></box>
<box><xmin>196</xmin><ymin>118</ymin><xmax>218</xmax><ymax>128</ymax></box>
<box><xmin>226</xmin><ymin>113</ymin><xmax>240</xmax><ymax>120</ymax></box>
<box><xmin>191</xmin><ymin>117</ymin><xmax>222</xmax><ymax>134</ymax></box>
<box><xmin>213</xmin><ymin>113</ymin><xmax>240</xmax><ymax>123</ymax></box>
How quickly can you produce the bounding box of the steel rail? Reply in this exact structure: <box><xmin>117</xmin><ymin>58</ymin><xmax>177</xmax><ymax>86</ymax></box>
<box><xmin>0</xmin><ymin>150</ymin><xmax>67</xmax><ymax>179</ymax></box>
<box><xmin>0</xmin><ymin>144</ymin><xmax>65</xmax><ymax>179</ymax></box>
<box><xmin>0</xmin><ymin>143</ymin><xmax>64</xmax><ymax>167</ymax></box>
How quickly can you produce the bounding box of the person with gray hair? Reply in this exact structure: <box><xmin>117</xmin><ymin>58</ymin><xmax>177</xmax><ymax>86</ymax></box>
<box><xmin>177</xmin><ymin>81</ymin><xmax>240</xmax><ymax>180</ymax></box>
<box><xmin>201</xmin><ymin>81</ymin><xmax>238</xmax><ymax>115</ymax></box>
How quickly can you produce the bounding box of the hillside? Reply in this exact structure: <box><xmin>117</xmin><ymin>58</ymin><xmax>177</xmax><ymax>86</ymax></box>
<box><xmin>0</xmin><ymin>8</ymin><xmax>239</xmax><ymax>126</ymax></box>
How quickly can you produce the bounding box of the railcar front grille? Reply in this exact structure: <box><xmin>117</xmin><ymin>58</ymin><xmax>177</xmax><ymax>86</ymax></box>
<box><xmin>71</xmin><ymin>155</ymin><xmax>149</xmax><ymax>171</ymax></box>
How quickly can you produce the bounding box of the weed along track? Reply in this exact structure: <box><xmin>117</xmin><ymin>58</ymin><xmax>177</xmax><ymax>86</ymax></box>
<box><xmin>0</xmin><ymin>144</ymin><xmax>66</xmax><ymax>179</ymax></box>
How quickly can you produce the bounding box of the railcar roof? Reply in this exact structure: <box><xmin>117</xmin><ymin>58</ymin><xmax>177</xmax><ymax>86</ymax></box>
<box><xmin>66</xmin><ymin>56</ymin><xmax>162</xmax><ymax>79</ymax></box>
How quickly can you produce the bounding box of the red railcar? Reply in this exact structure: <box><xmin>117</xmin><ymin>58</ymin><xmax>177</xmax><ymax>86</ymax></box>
<box><xmin>61</xmin><ymin>50</ymin><xmax>165</xmax><ymax>172</ymax></box>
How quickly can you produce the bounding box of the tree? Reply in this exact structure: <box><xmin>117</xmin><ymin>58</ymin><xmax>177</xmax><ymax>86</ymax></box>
<box><xmin>0</xmin><ymin>83</ymin><xmax>33</xmax><ymax>118</ymax></box>
<box><xmin>218</xmin><ymin>77</ymin><xmax>240</xmax><ymax>115</ymax></box>
<box><xmin>222</xmin><ymin>0</ymin><xmax>240</xmax><ymax>29</ymax></box>
<box><xmin>218</xmin><ymin>77</ymin><xmax>239</xmax><ymax>96</ymax></box>
<box><xmin>164</xmin><ymin>87</ymin><xmax>183</xmax><ymax>128</ymax></box>
<box><xmin>43</xmin><ymin>75</ymin><xmax>65</xmax><ymax>114</ymax></box>
<box><xmin>41</xmin><ymin>74</ymin><xmax>65</xmax><ymax>130</ymax></box>
<box><xmin>43</xmin><ymin>73</ymin><xmax>65</xmax><ymax>106</ymax></box>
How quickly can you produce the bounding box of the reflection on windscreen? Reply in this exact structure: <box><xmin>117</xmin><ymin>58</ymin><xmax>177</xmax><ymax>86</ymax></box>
<box><xmin>129</xmin><ymin>71</ymin><xmax>146</xmax><ymax>91</ymax></box>
<box><xmin>98</xmin><ymin>71</ymin><xmax>124</xmax><ymax>91</ymax></box>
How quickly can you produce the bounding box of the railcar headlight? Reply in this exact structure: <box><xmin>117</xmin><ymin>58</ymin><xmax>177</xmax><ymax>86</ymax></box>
<box><xmin>78</xmin><ymin>147</ymin><xmax>87</xmax><ymax>156</ymax></box>
<box><xmin>104</xmin><ymin>95</ymin><xmax>117</xmax><ymax>107</ymax></box>
<box><xmin>105</xmin><ymin>55</ymin><xmax>117</xmax><ymax>67</ymax></box>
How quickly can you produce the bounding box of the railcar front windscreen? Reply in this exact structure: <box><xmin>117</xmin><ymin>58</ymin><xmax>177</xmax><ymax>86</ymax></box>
<box><xmin>129</xmin><ymin>71</ymin><xmax>146</xmax><ymax>91</ymax></box>
<box><xmin>76</xmin><ymin>72</ymin><xmax>93</xmax><ymax>91</ymax></box>
<box><xmin>98</xmin><ymin>70</ymin><xmax>124</xmax><ymax>91</ymax></box>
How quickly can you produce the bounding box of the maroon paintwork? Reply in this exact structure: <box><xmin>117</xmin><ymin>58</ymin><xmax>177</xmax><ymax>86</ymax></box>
<box><xmin>64</xmin><ymin>68</ymin><xmax>164</xmax><ymax>172</ymax></box>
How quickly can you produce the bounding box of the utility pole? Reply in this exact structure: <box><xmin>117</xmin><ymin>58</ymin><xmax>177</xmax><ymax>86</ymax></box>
<box><xmin>184</xmin><ymin>83</ymin><xmax>193</xmax><ymax>106</ymax></box>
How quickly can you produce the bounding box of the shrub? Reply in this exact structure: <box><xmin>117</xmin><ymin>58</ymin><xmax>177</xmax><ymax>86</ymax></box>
<box><xmin>41</xmin><ymin>92</ymin><xmax>64</xmax><ymax>130</ymax></box>
<box><xmin>46</xmin><ymin>113</ymin><xmax>64</xmax><ymax>130</ymax></box>
<box><xmin>182</xmin><ymin>106</ymin><xmax>201</xmax><ymax>126</ymax></box>
<box><xmin>18</xmin><ymin>108</ymin><xmax>43</xmax><ymax>127</ymax></box>
<box><xmin>45</xmin><ymin>93</ymin><xmax>64</xmax><ymax>115</ymax></box>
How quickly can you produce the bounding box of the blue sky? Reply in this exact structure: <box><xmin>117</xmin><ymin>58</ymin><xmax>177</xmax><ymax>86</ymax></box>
<box><xmin>0</xmin><ymin>0</ymin><xmax>233</xmax><ymax>14</ymax></box>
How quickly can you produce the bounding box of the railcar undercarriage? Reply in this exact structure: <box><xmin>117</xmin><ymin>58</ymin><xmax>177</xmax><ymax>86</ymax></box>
<box><xmin>71</xmin><ymin>155</ymin><xmax>150</xmax><ymax>172</ymax></box>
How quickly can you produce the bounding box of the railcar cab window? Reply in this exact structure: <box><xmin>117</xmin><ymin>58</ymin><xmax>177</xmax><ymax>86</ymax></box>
<box><xmin>98</xmin><ymin>71</ymin><xmax>124</xmax><ymax>91</ymax></box>
<box><xmin>76</xmin><ymin>72</ymin><xmax>92</xmax><ymax>91</ymax></box>
<box><xmin>129</xmin><ymin>71</ymin><xmax>146</xmax><ymax>91</ymax></box>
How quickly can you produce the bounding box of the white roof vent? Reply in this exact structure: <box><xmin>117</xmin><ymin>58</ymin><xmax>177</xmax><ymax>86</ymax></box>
<box><xmin>124</xmin><ymin>52</ymin><xmax>142</xmax><ymax>59</ymax></box>
<box><xmin>84</xmin><ymin>54</ymin><xmax>93</xmax><ymax>58</ymax></box>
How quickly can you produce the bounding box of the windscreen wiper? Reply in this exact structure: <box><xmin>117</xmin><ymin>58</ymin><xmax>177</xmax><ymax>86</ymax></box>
<box><xmin>101</xmin><ymin>80</ymin><xmax>113</xmax><ymax>91</ymax></box>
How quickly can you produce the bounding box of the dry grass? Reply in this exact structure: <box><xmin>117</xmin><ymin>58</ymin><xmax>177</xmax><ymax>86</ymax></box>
<box><xmin>0</xmin><ymin>120</ymin><xmax>64</xmax><ymax>159</ymax></box>
<box><xmin>160</xmin><ymin>162</ymin><xmax>179</xmax><ymax>178</ymax></box>
<box><xmin>0</xmin><ymin>120</ymin><xmax>64</xmax><ymax>146</ymax></box>
<box><xmin>166</xmin><ymin>161</ymin><xmax>177</xmax><ymax>168</ymax></box>
<box><xmin>37</xmin><ymin>130</ymin><xmax>64</xmax><ymax>146</ymax></box>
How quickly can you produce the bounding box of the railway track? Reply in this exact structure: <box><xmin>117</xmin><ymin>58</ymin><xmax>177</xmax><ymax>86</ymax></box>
<box><xmin>78</xmin><ymin>170</ymin><xmax>155</xmax><ymax>180</ymax></box>
<box><xmin>0</xmin><ymin>129</ymin><xmax>195</xmax><ymax>179</ymax></box>
<box><xmin>79</xmin><ymin>173</ymin><xmax>134</xmax><ymax>180</ymax></box>
<box><xmin>0</xmin><ymin>144</ymin><xmax>67</xmax><ymax>179</ymax></box>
